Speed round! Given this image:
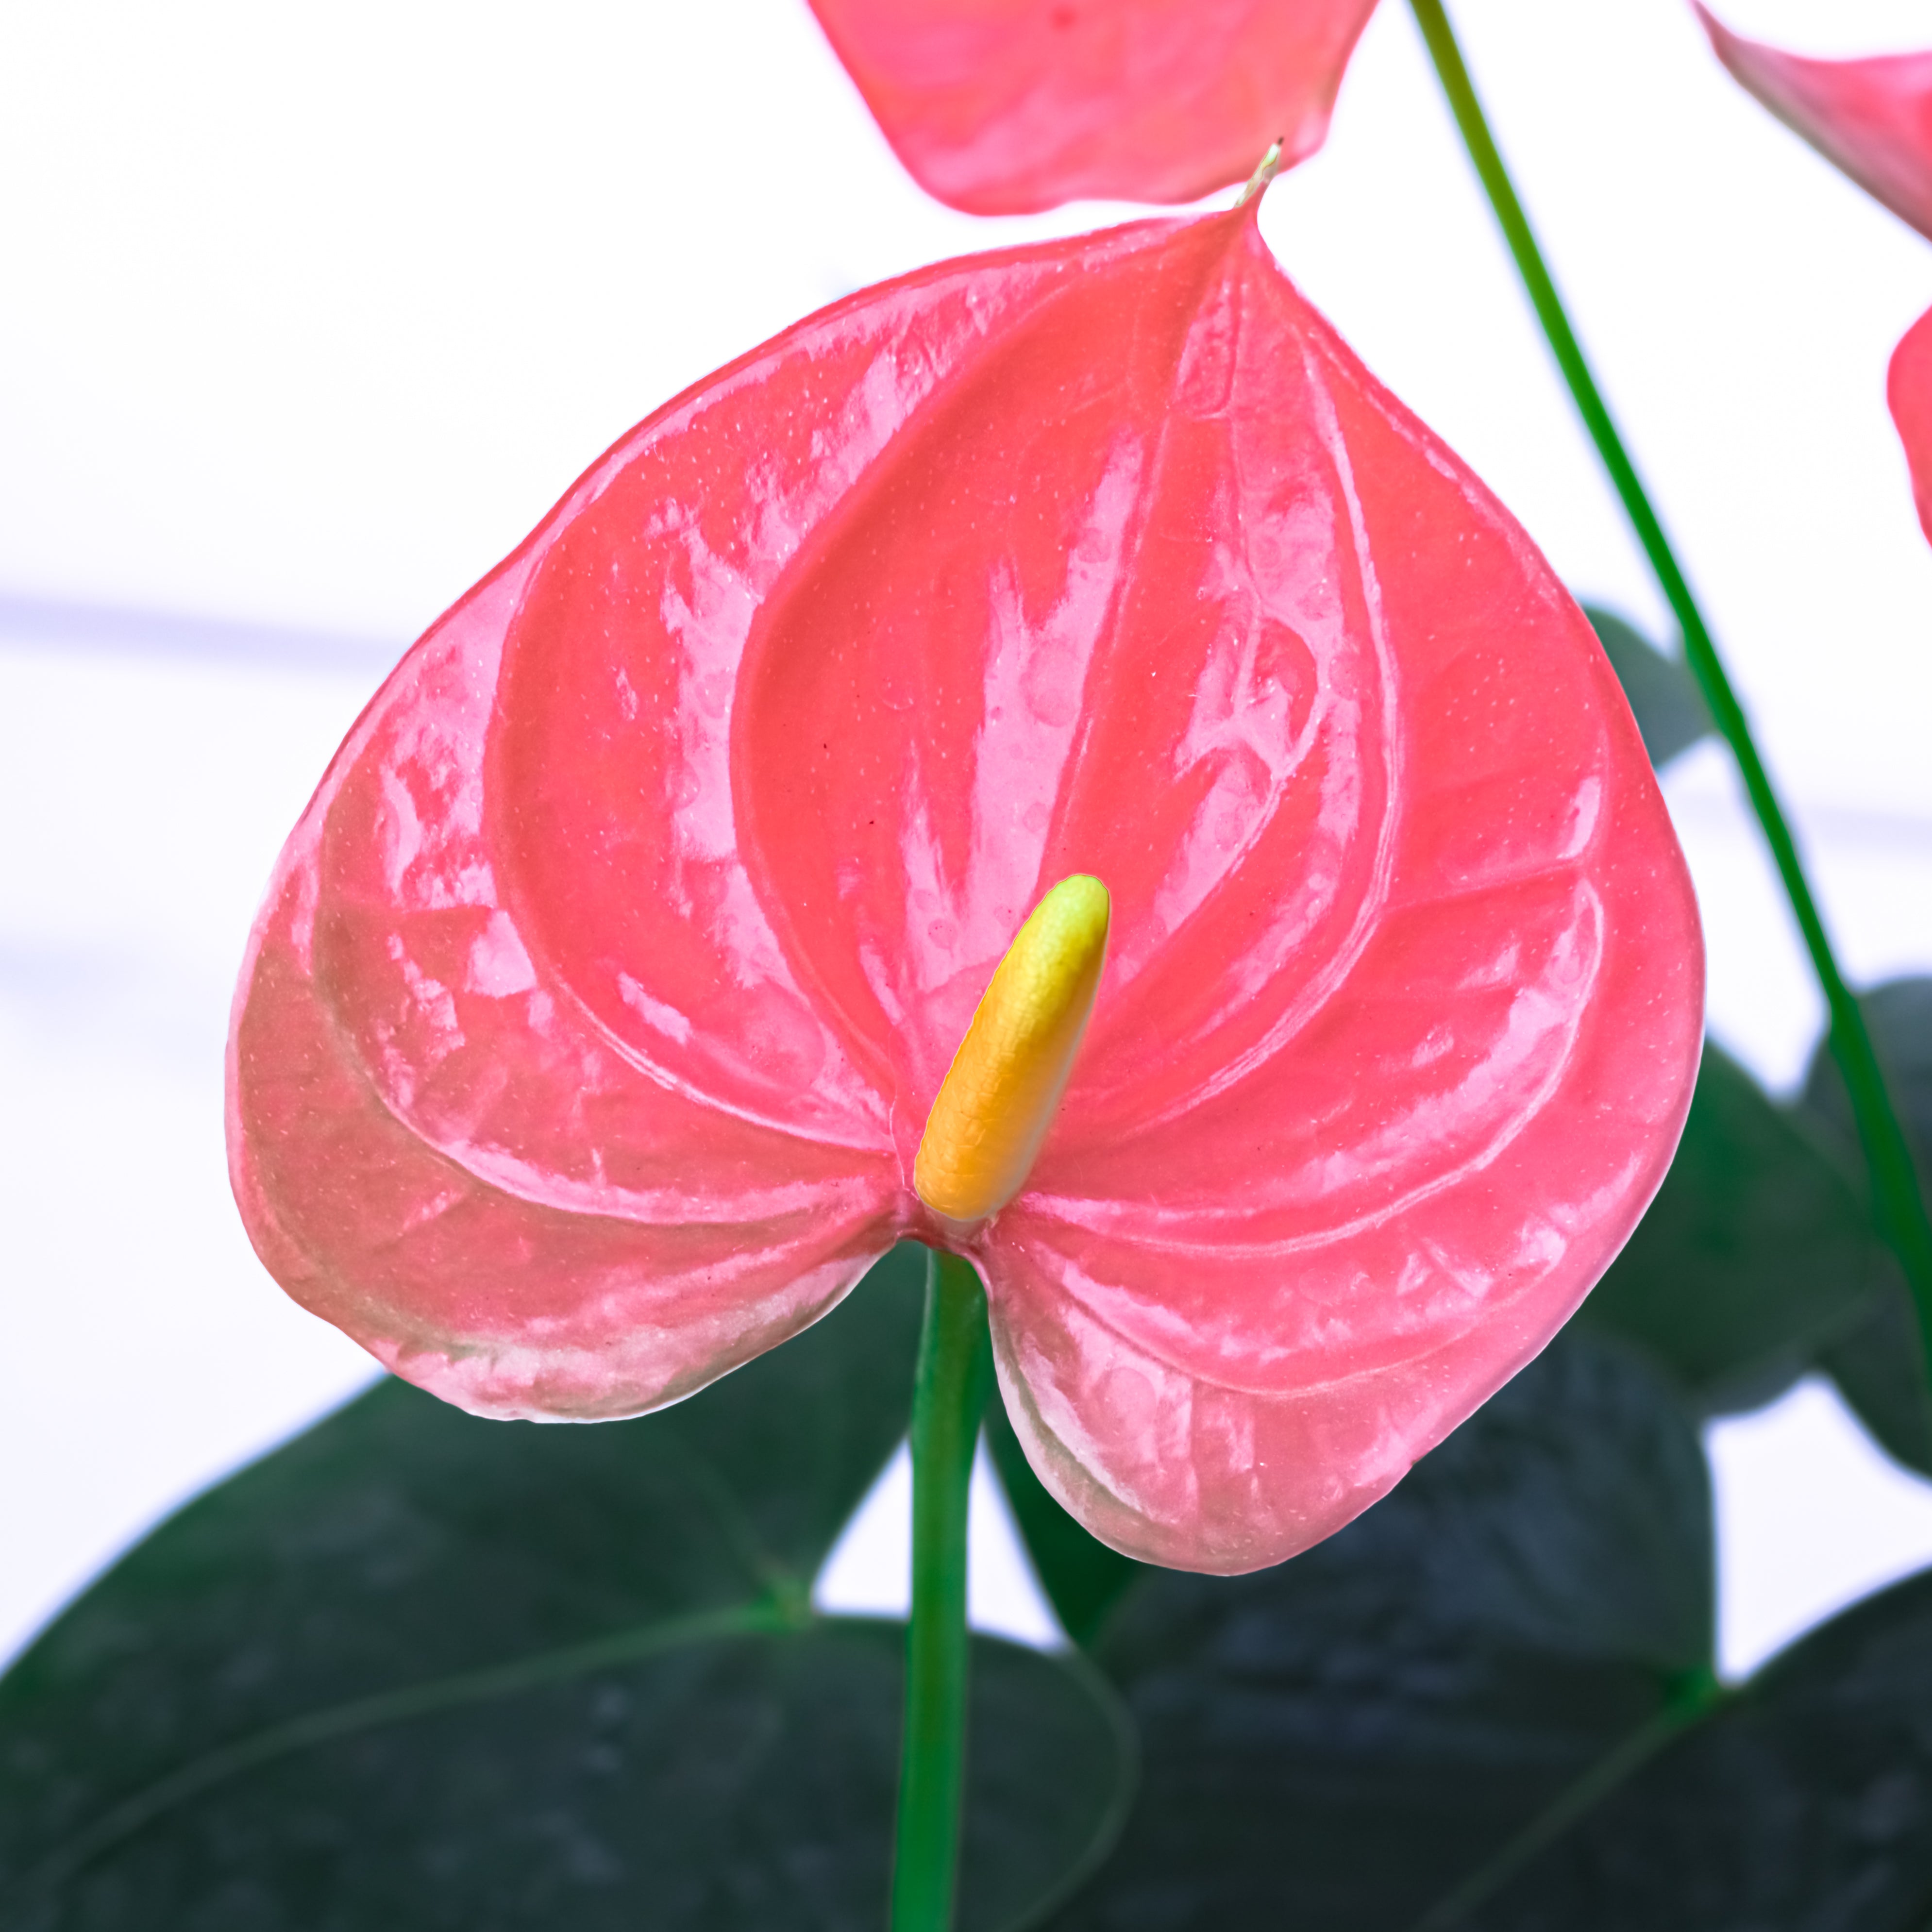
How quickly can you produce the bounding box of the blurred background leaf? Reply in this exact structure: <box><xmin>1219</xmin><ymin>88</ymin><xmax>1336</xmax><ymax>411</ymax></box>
<box><xmin>1815</xmin><ymin>1287</ymin><xmax>1932</xmax><ymax>1481</ymax></box>
<box><xmin>1799</xmin><ymin>976</ymin><xmax>1932</xmax><ymax>1477</ymax></box>
<box><xmin>1800</xmin><ymin>980</ymin><xmax>1932</xmax><ymax>1180</ymax></box>
<box><xmin>0</xmin><ymin>1244</ymin><xmax>1133</xmax><ymax>1932</ymax></box>
<box><xmin>1453</xmin><ymin>1567</ymin><xmax>1932</xmax><ymax>1930</ymax></box>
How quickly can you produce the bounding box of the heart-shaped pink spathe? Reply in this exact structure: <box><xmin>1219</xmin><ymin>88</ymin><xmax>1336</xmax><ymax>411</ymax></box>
<box><xmin>228</xmin><ymin>204</ymin><xmax>1702</xmax><ymax>1574</ymax></box>
<box><xmin>807</xmin><ymin>0</ymin><xmax>1380</xmax><ymax>214</ymax></box>
<box><xmin>1694</xmin><ymin>4</ymin><xmax>1932</xmax><ymax>544</ymax></box>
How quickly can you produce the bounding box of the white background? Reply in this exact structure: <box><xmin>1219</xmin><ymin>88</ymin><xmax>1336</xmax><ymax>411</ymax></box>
<box><xmin>5</xmin><ymin>0</ymin><xmax>1932</xmax><ymax>1680</ymax></box>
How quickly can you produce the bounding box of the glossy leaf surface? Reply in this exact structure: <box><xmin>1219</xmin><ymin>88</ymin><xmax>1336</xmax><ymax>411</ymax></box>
<box><xmin>1027</xmin><ymin>1331</ymin><xmax>1718</xmax><ymax>1927</ymax></box>
<box><xmin>229</xmin><ymin>202</ymin><xmax>1703</xmax><ymax>1574</ymax></box>
<box><xmin>1694</xmin><ymin>4</ymin><xmax>1932</xmax><ymax>240</ymax></box>
<box><xmin>806</xmin><ymin>0</ymin><xmax>1380</xmax><ymax>214</ymax></box>
<box><xmin>0</xmin><ymin>1254</ymin><xmax>1135</xmax><ymax>1932</ymax></box>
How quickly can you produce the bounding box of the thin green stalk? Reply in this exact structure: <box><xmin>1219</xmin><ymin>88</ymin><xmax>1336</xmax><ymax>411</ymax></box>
<box><xmin>890</xmin><ymin>1247</ymin><xmax>995</xmax><ymax>1932</ymax></box>
<box><xmin>1407</xmin><ymin>0</ymin><xmax>1932</xmax><ymax>1368</ymax></box>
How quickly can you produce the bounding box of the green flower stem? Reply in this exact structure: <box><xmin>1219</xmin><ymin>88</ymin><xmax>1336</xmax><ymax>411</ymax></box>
<box><xmin>890</xmin><ymin>1247</ymin><xmax>996</xmax><ymax>1932</ymax></box>
<box><xmin>1407</xmin><ymin>0</ymin><xmax>1932</xmax><ymax>1369</ymax></box>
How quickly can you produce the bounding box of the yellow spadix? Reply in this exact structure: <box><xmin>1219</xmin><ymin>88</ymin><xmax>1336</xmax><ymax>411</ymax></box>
<box><xmin>914</xmin><ymin>874</ymin><xmax>1110</xmax><ymax>1225</ymax></box>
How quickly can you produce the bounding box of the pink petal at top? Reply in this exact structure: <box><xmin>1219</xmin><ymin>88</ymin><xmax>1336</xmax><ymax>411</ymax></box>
<box><xmin>1890</xmin><ymin>303</ymin><xmax>1932</xmax><ymax>543</ymax></box>
<box><xmin>806</xmin><ymin>0</ymin><xmax>1380</xmax><ymax>214</ymax></box>
<box><xmin>229</xmin><ymin>202</ymin><xmax>1702</xmax><ymax>1572</ymax></box>
<box><xmin>1694</xmin><ymin>2</ymin><xmax>1932</xmax><ymax>241</ymax></box>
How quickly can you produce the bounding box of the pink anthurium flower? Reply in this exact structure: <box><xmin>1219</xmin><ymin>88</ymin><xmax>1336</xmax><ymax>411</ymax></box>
<box><xmin>228</xmin><ymin>198</ymin><xmax>1702</xmax><ymax>1575</ymax></box>
<box><xmin>1890</xmin><ymin>306</ymin><xmax>1932</xmax><ymax>542</ymax></box>
<box><xmin>806</xmin><ymin>0</ymin><xmax>1380</xmax><ymax>213</ymax></box>
<box><xmin>1693</xmin><ymin>3</ymin><xmax>1932</xmax><ymax>239</ymax></box>
<box><xmin>1693</xmin><ymin>4</ymin><xmax>1932</xmax><ymax>542</ymax></box>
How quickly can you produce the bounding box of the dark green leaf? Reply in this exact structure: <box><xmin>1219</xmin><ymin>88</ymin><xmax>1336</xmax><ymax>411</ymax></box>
<box><xmin>0</xmin><ymin>1244</ymin><xmax>1134</xmax><ymax>1930</ymax></box>
<box><xmin>1800</xmin><ymin>975</ymin><xmax>1932</xmax><ymax>1192</ymax></box>
<box><xmin>4</xmin><ymin>1622</ymin><xmax>1128</xmax><ymax>1932</ymax></box>
<box><xmin>1044</xmin><ymin>1331</ymin><xmax>1714</xmax><ymax>1930</ymax></box>
<box><xmin>1798</xmin><ymin>975</ymin><xmax>1932</xmax><ymax>1471</ymax></box>
<box><xmin>984</xmin><ymin>1400</ymin><xmax>1143</xmax><ymax>1647</ymax></box>
<box><xmin>1460</xmin><ymin>1566</ymin><xmax>1932</xmax><ymax>1930</ymax></box>
<box><xmin>1581</xmin><ymin>605</ymin><xmax>1713</xmax><ymax>769</ymax></box>
<box><xmin>1579</xmin><ymin>1043</ymin><xmax>1893</xmax><ymax>1412</ymax></box>
<box><xmin>1819</xmin><ymin>1287</ymin><xmax>1932</xmax><ymax>1476</ymax></box>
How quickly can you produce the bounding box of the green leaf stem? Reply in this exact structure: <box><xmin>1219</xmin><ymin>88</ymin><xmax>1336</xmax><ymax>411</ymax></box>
<box><xmin>892</xmin><ymin>1250</ymin><xmax>1000</xmax><ymax>1932</ymax></box>
<box><xmin>1408</xmin><ymin>0</ymin><xmax>1932</xmax><ymax>1380</ymax></box>
<box><xmin>1803</xmin><ymin>978</ymin><xmax>1932</xmax><ymax>1191</ymax></box>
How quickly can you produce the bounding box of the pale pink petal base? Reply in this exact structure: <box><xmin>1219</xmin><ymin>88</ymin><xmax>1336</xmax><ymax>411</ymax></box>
<box><xmin>987</xmin><ymin>1248</ymin><xmax>1574</xmax><ymax>1573</ymax></box>
<box><xmin>227</xmin><ymin>514</ymin><xmax>906</xmax><ymax>1422</ymax></box>
<box><xmin>233</xmin><ymin>871</ymin><xmax>898</xmax><ymax>1420</ymax></box>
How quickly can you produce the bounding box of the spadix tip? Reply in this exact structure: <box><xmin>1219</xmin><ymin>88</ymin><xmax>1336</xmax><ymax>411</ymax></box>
<box><xmin>912</xmin><ymin>874</ymin><xmax>1110</xmax><ymax>1226</ymax></box>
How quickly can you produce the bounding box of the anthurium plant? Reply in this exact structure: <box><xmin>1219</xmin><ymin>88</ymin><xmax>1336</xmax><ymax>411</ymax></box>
<box><xmin>5</xmin><ymin>3</ymin><xmax>1932</xmax><ymax>1928</ymax></box>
